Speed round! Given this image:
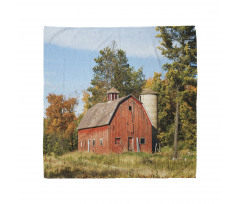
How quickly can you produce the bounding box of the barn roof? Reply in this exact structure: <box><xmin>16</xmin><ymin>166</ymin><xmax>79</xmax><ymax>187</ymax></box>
<box><xmin>107</xmin><ymin>87</ymin><xmax>120</xmax><ymax>94</ymax></box>
<box><xmin>140</xmin><ymin>88</ymin><xmax>158</xmax><ymax>95</ymax></box>
<box><xmin>77</xmin><ymin>95</ymin><xmax>142</xmax><ymax>130</ymax></box>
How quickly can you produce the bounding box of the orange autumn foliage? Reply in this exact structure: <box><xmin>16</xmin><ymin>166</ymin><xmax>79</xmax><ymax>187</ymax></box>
<box><xmin>46</xmin><ymin>94</ymin><xmax>78</xmax><ymax>138</ymax></box>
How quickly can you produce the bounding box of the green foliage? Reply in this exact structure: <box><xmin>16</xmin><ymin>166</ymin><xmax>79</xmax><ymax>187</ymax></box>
<box><xmin>43</xmin><ymin>133</ymin><xmax>76</xmax><ymax>156</ymax></box>
<box><xmin>179</xmin><ymin>99</ymin><xmax>197</xmax><ymax>150</ymax></box>
<box><xmin>156</xmin><ymin>26</ymin><xmax>197</xmax><ymax>65</ymax></box>
<box><xmin>43</xmin><ymin>134</ymin><xmax>49</xmax><ymax>155</ymax></box>
<box><xmin>155</xmin><ymin>26</ymin><xmax>197</xmax><ymax>152</ymax></box>
<box><xmin>155</xmin><ymin>26</ymin><xmax>197</xmax><ymax>90</ymax></box>
<box><xmin>156</xmin><ymin>82</ymin><xmax>197</xmax><ymax>150</ymax></box>
<box><xmin>143</xmin><ymin>27</ymin><xmax>197</xmax><ymax>151</ymax></box>
<box><xmin>85</xmin><ymin>45</ymin><xmax>145</xmax><ymax>107</ymax></box>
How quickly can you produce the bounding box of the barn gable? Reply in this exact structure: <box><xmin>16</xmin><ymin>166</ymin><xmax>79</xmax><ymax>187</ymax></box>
<box><xmin>77</xmin><ymin>94</ymin><xmax>152</xmax><ymax>130</ymax></box>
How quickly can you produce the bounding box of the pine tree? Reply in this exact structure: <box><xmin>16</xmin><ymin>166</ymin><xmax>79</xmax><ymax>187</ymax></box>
<box><xmin>156</xmin><ymin>26</ymin><xmax>197</xmax><ymax>159</ymax></box>
<box><xmin>85</xmin><ymin>45</ymin><xmax>145</xmax><ymax>109</ymax></box>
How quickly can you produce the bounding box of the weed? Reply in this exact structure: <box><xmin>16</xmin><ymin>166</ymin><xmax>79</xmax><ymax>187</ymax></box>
<box><xmin>44</xmin><ymin>149</ymin><xmax>196</xmax><ymax>178</ymax></box>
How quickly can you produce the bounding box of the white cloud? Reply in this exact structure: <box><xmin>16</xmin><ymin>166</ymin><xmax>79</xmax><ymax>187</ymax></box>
<box><xmin>44</xmin><ymin>27</ymin><xmax>163</xmax><ymax>58</ymax></box>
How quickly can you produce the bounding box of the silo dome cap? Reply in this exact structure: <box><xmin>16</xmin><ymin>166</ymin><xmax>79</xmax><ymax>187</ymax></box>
<box><xmin>140</xmin><ymin>88</ymin><xmax>158</xmax><ymax>95</ymax></box>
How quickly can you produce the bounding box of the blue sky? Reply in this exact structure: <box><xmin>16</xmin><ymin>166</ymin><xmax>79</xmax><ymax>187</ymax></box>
<box><xmin>44</xmin><ymin>27</ymin><xmax>170</xmax><ymax>115</ymax></box>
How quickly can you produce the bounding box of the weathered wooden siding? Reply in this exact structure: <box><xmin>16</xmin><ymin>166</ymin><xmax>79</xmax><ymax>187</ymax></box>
<box><xmin>78</xmin><ymin>96</ymin><xmax>152</xmax><ymax>154</ymax></box>
<box><xmin>78</xmin><ymin>126</ymin><xmax>109</xmax><ymax>154</ymax></box>
<box><xmin>109</xmin><ymin>96</ymin><xmax>152</xmax><ymax>153</ymax></box>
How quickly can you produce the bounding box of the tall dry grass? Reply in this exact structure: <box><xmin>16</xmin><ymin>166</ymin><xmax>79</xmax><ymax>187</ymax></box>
<box><xmin>44</xmin><ymin>147</ymin><xmax>196</xmax><ymax>178</ymax></box>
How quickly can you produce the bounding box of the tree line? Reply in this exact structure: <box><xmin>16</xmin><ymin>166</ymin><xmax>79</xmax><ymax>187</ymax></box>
<box><xmin>44</xmin><ymin>26</ymin><xmax>197</xmax><ymax>158</ymax></box>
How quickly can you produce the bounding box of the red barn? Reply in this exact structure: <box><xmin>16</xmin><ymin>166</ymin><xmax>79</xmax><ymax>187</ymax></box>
<box><xmin>77</xmin><ymin>88</ymin><xmax>153</xmax><ymax>154</ymax></box>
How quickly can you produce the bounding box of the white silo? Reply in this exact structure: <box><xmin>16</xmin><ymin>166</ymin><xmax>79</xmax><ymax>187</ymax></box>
<box><xmin>139</xmin><ymin>88</ymin><xmax>158</xmax><ymax>151</ymax></box>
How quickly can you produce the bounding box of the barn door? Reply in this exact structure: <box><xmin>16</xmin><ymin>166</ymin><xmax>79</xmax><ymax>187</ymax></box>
<box><xmin>88</xmin><ymin>140</ymin><xmax>90</xmax><ymax>152</ymax></box>
<box><xmin>128</xmin><ymin>137</ymin><xmax>134</xmax><ymax>151</ymax></box>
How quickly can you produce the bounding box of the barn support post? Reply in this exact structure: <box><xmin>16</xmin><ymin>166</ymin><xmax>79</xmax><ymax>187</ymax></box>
<box><xmin>136</xmin><ymin>138</ymin><xmax>140</xmax><ymax>152</ymax></box>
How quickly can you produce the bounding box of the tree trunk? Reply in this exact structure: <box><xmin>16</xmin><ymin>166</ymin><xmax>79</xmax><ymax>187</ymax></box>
<box><xmin>173</xmin><ymin>88</ymin><xmax>179</xmax><ymax>159</ymax></box>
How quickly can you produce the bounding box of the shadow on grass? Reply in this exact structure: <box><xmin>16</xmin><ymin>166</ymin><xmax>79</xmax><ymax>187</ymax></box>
<box><xmin>44</xmin><ymin>167</ymin><xmax>122</xmax><ymax>178</ymax></box>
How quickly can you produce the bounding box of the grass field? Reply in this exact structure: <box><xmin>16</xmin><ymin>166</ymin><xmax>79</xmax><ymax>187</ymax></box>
<box><xmin>44</xmin><ymin>147</ymin><xmax>196</xmax><ymax>178</ymax></box>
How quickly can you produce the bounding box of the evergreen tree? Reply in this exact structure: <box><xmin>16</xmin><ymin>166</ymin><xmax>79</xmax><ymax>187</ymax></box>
<box><xmin>155</xmin><ymin>26</ymin><xmax>197</xmax><ymax>158</ymax></box>
<box><xmin>85</xmin><ymin>45</ymin><xmax>145</xmax><ymax>109</ymax></box>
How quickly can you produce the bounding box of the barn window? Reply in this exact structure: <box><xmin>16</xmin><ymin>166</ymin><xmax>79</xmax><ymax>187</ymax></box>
<box><xmin>81</xmin><ymin>141</ymin><xmax>83</xmax><ymax>148</ymax></box>
<box><xmin>93</xmin><ymin>139</ymin><xmax>95</xmax><ymax>146</ymax></box>
<box><xmin>129</xmin><ymin>106</ymin><xmax>132</xmax><ymax>111</ymax></box>
<box><xmin>139</xmin><ymin>96</ymin><xmax>141</xmax><ymax>101</ymax></box>
<box><xmin>100</xmin><ymin>138</ymin><xmax>103</xmax><ymax>146</ymax></box>
<box><xmin>140</xmin><ymin>138</ymin><xmax>145</xmax><ymax>144</ymax></box>
<box><xmin>115</xmin><ymin>137</ymin><xmax>121</xmax><ymax>144</ymax></box>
